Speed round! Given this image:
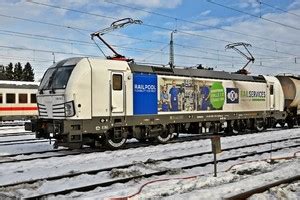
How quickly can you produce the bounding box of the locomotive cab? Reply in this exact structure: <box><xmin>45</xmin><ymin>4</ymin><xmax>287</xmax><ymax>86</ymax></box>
<box><xmin>35</xmin><ymin>57</ymin><xmax>93</xmax><ymax>147</ymax></box>
<box><xmin>35</xmin><ymin>57</ymin><xmax>132</xmax><ymax>149</ymax></box>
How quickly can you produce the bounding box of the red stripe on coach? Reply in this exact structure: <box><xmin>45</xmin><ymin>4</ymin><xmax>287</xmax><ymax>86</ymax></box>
<box><xmin>0</xmin><ymin>107</ymin><xmax>38</xmax><ymax>111</ymax></box>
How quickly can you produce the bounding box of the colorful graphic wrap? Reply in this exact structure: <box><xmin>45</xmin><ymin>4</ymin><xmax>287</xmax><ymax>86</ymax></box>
<box><xmin>210</xmin><ymin>82</ymin><xmax>225</xmax><ymax>109</ymax></box>
<box><xmin>158</xmin><ymin>78</ymin><xmax>224</xmax><ymax>112</ymax></box>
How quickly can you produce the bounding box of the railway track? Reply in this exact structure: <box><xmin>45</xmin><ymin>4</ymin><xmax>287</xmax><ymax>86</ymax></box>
<box><xmin>0</xmin><ymin>132</ymin><xmax>34</xmax><ymax>137</ymax></box>
<box><xmin>1</xmin><ymin>137</ymin><xmax>299</xmax><ymax>199</ymax></box>
<box><xmin>0</xmin><ymin>128</ymin><xmax>299</xmax><ymax>164</ymax></box>
<box><xmin>224</xmin><ymin>176</ymin><xmax>300</xmax><ymax>200</ymax></box>
<box><xmin>23</xmin><ymin>142</ymin><xmax>300</xmax><ymax>199</ymax></box>
<box><xmin>0</xmin><ymin>138</ymin><xmax>46</xmax><ymax>144</ymax></box>
<box><xmin>0</xmin><ymin>139</ymin><xmax>48</xmax><ymax>146</ymax></box>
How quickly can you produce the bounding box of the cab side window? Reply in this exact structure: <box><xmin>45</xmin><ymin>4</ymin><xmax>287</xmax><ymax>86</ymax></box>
<box><xmin>113</xmin><ymin>74</ymin><xmax>122</xmax><ymax>90</ymax></box>
<box><xmin>270</xmin><ymin>85</ymin><xmax>274</xmax><ymax>95</ymax></box>
<box><xmin>0</xmin><ymin>93</ymin><xmax>2</xmax><ymax>104</ymax></box>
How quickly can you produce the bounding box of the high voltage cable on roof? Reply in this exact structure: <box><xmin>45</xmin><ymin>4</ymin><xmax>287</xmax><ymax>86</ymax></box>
<box><xmin>207</xmin><ymin>0</ymin><xmax>300</xmax><ymax>31</ymax></box>
<box><xmin>23</xmin><ymin>1</ymin><xmax>300</xmax><ymax>58</ymax></box>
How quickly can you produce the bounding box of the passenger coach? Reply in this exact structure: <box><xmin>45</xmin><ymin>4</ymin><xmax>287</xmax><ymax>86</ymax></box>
<box><xmin>0</xmin><ymin>81</ymin><xmax>38</xmax><ymax>121</ymax></box>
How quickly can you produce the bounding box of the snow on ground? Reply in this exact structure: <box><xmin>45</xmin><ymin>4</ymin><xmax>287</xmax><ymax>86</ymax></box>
<box><xmin>0</xmin><ymin>126</ymin><xmax>54</xmax><ymax>156</ymax></box>
<box><xmin>0</xmin><ymin>142</ymin><xmax>54</xmax><ymax>156</ymax></box>
<box><xmin>0</xmin><ymin>127</ymin><xmax>299</xmax><ymax>199</ymax></box>
<box><xmin>0</xmin><ymin>126</ymin><xmax>29</xmax><ymax>134</ymax></box>
<box><xmin>0</xmin><ymin>134</ymin><xmax>35</xmax><ymax>142</ymax></box>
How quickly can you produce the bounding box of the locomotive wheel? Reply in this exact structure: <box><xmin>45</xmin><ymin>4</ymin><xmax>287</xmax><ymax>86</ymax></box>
<box><xmin>232</xmin><ymin>120</ymin><xmax>239</xmax><ymax>134</ymax></box>
<box><xmin>280</xmin><ymin>122</ymin><xmax>286</xmax><ymax>128</ymax></box>
<box><xmin>168</xmin><ymin>124</ymin><xmax>178</xmax><ymax>138</ymax></box>
<box><xmin>105</xmin><ymin>129</ymin><xmax>127</xmax><ymax>149</ymax></box>
<box><xmin>157</xmin><ymin>132</ymin><xmax>171</xmax><ymax>143</ymax></box>
<box><xmin>255</xmin><ymin>119</ymin><xmax>265</xmax><ymax>132</ymax></box>
<box><xmin>287</xmin><ymin>120</ymin><xmax>294</xmax><ymax>129</ymax></box>
<box><xmin>157</xmin><ymin>125</ymin><xmax>172</xmax><ymax>143</ymax></box>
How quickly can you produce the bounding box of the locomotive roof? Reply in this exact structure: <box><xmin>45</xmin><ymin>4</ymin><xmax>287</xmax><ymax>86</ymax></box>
<box><xmin>58</xmin><ymin>57</ymin><xmax>265</xmax><ymax>82</ymax></box>
<box><xmin>0</xmin><ymin>81</ymin><xmax>39</xmax><ymax>89</ymax></box>
<box><xmin>129</xmin><ymin>63</ymin><xmax>265</xmax><ymax>82</ymax></box>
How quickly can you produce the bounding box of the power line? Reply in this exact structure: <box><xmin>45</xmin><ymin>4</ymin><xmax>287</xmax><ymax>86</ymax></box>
<box><xmin>0</xmin><ymin>44</ymin><xmax>101</xmax><ymax>57</ymax></box>
<box><xmin>28</xmin><ymin>0</ymin><xmax>300</xmax><ymax>47</ymax></box>
<box><xmin>0</xmin><ymin>28</ymin><xmax>244</xmax><ymax>60</ymax></box>
<box><xmin>23</xmin><ymin>1</ymin><xmax>300</xmax><ymax>58</ymax></box>
<box><xmin>0</xmin><ymin>13</ymin><xmax>298</xmax><ymax>62</ymax></box>
<box><xmin>0</xmin><ymin>13</ymin><xmax>92</xmax><ymax>33</ymax></box>
<box><xmin>207</xmin><ymin>0</ymin><xmax>300</xmax><ymax>31</ymax></box>
<box><xmin>102</xmin><ymin>0</ymin><xmax>300</xmax><ymax>47</ymax></box>
<box><xmin>0</xmin><ymin>44</ymin><xmax>297</xmax><ymax>73</ymax></box>
<box><xmin>1</xmin><ymin>3</ymin><xmax>298</xmax><ymax>68</ymax></box>
<box><xmin>260</xmin><ymin>0</ymin><xmax>300</xmax><ymax>18</ymax></box>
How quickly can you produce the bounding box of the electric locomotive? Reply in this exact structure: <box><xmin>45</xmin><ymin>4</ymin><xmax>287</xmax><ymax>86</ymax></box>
<box><xmin>32</xmin><ymin>57</ymin><xmax>299</xmax><ymax>149</ymax></box>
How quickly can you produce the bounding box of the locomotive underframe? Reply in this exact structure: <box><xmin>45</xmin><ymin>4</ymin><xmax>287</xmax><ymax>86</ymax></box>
<box><xmin>35</xmin><ymin>110</ymin><xmax>286</xmax><ymax>148</ymax></box>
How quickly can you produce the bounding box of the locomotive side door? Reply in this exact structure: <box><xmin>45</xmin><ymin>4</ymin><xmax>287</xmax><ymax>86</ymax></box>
<box><xmin>269</xmin><ymin>83</ymin><xmax>275</xmax><ymax>110</ymax></box>
<box><xmin>110</xmin><ymin>72</ymin><xmax>124</xmax><ymax>115</ymax></box>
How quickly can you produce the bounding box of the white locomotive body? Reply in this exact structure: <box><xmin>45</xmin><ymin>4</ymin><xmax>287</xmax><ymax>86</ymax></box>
<box><xmin>34</xmin><ymin>57</ymin><xmax>297</xmax><ymax>149</ymax></box>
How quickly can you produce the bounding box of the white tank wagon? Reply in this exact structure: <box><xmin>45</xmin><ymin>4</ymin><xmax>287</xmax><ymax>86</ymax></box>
<box><xmin>31</xmin><ymin>57</ymin><xmax>290</xmax><ymax>149</ymax></box>
<box><xmin>0</xmin><ymin>81</ymin><xmax>39</xmax><ymax>121</ymax></box>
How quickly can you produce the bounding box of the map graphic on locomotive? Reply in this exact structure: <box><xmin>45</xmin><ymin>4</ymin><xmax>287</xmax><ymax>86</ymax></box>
<box><xmin>21</xmin><ymin>57</ymin><xmax>300</xmax><ymax>149</ymax></box>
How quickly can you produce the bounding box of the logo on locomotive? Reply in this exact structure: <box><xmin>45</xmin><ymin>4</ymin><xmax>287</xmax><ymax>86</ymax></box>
<box><xmin>210</xmin><ymin>82</ymin><xmax>225</xmax><ymax>109</ymax></box>
<box><xmin>134</xmin><ymin>84</ymin><xmax>156</xmax><ymax>93</ymax></box>
<box><xmin>240</xmin><ymin>90</ymin><xmax>266</xmax><ymax>101</ymax></box>
<box><xmin>133</xmin><ymin>73</ymin><xmax>158</xmax><ymax>115</ymax></box>
<box><xmin>226</xmin><ymin>88</ymin><xmax>239</xmax><ymax>103</ymax></box>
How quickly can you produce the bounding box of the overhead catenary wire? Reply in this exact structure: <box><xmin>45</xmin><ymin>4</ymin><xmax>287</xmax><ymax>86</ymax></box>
<box><xmin>1</xmin><ymin>27</ymin><xmax>291</xmax><ymax>62</ymax></box>
<box><xmin>0</xmin><ymin>29</ymin><xmax>248</xmax><ymax>60</ymax></box>
<box><xmin>0</xmin><ymin>1</ymin><xmax>297</xmax><ymax>73</ymax></box>
<box><xmin>102</xmin><ymin>0</ymin><xmax>300</xmax><ymax>47</ymax></box>
<box><xmin>259</xmin><ymin>0</ymin><xmax>300</xmax><ymax>19</ymax></box>
<box><xmin>207</xmin><ymin>0</ymin><xmax>300</xmax><ymax>31</ymax></box>
<box><xmin>0</xmin><ymin>9</ymin><xmax>299</xmax><ymax>57</ymax></box>
<box><xmin>28</xmin><ymin>0</ymin><xmax>300</xmax><ymax>48</ymax></box>
<box><xmin>1</xmin><ymin>43</ymin><xmax>297</xmax><ymax>72</ymax></box>
<box><xmin>23</xmin><ymin>0</ymin><xmax>300</xmax><ymax>58</ymax></box>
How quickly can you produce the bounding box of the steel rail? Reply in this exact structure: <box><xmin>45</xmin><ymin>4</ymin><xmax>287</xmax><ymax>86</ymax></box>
<box><xmin>23</xmin><ymin>143</ymin><xmax>300</xmax><ymax>199</ymax></box>
<box><xmin>224</xmin><ymin>175</ymin><xmax>300</xmax><ymax>200</ymax></box>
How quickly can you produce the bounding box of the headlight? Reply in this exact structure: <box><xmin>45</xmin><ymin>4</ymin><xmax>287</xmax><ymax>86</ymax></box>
<box><xmin>65</xmin><ymin>101</ymin><xmax>75</xmax><ymax>117</ymax></box>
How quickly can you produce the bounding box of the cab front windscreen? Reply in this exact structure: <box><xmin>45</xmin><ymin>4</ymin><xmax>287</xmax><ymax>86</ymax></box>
<box><xmin>39</xmin><ymin>65</ymin><xmax>75</xmax><ymax>90</ymax></box>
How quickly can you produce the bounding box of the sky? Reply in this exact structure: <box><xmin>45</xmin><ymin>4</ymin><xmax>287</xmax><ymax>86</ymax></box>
<box><xmin>0</xmin><ymin>0</ymin><xmax>300</xmax><ymax>79</ymax></box>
